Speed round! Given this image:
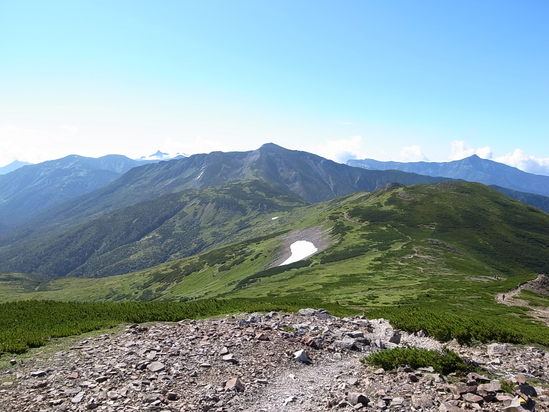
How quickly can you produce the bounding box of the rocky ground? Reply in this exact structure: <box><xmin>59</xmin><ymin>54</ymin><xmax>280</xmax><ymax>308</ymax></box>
<box><xmin>0</xmin><ymin>309</ymin><xmax>547</xmax><ymax>411</ymax></box>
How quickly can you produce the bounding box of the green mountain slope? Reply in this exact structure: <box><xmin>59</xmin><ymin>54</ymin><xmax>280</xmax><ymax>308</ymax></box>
<box><xmin>0</xmin><ymin>154</ymin><xmax>152</xmax><ymax>228</ymax></box>
<box><xmin>3</xmin><ymin>182</ymin><xmax>547</xmax><ymax>344</ymax></box>
<box><xmin>4</xmin><ymin>144</ymin><xmax>451</xmax><ymax>246</ymax></box>
<box><xmin>0</xmin><ymin>180</ymin><xmax>306</xmax><ymax>278</ymax></box>
<box><xmin>5</xmin><ymin>182</ymin><xmax>547</xmax><ymax>302</ymax></box>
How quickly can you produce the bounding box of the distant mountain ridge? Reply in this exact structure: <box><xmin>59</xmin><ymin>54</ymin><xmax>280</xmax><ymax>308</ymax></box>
<box><xmin>347</xmin><ymin>155</ymin><xmax>549</xmax><ymax>197</ymax></box>
<box><xmin>0</xmin><ymin>160</ymin><xmax>33</xmax><ymax>175</ymax></box>
<box><xmin>3</xmin><ymin>143</ymin><xmax>451</xmax><ymax>240</ymax></box>
<box><xmin>0</xmin><ymin>154</ymin><xmax>153</xmax><ymax>228</ymax></box>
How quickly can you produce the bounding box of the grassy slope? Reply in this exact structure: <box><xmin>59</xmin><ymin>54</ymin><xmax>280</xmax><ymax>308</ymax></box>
<box><xmin>0</xmin><ymin>180</ymin><xmax>306</xmax><ymax>278</ymax></box>
<box><xmin>1</xmin><ymin>182</ymin><xmax>548</xmax><ymax>349</ymax></box>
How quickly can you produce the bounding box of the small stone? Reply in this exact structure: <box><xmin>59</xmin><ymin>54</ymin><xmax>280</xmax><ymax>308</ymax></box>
<box><xmin>9</xmin><ymin>359</ymin><xmax>16</xmax><ymax>366</ymax></box>
<box><xmin>219</xmin><ymin>346</ymin><xmax>229</xmax><ymax>355</ymax></box>
<box><xmin>418</xmin><ymin>366</ymin><xmax>435</xmax><ymax>373</ymax></box>
<box><xmin>30</xmin><ymin>370</ymin><xmax>47</xmax><ymax>377</ymax></box>
<box><xmin>225</xmin><ymin>377</ymin><xmax>245</xmax><ymax>392</ymax></box>
<box><xmin>71</xmin><ymin>391</ymin><xmax>85</xmax><ymax>404</ymax></box>
<box><xmin>448</xmin><ymin>383</ymin><xmax>477</xmax><ymax>395</ymax></box>
<box><xmin>412</xmin><ymin>394</ymin><xmax>433</xmax><ymax>408</ymax></box>
<box><xmin>222</xmin><ymin>354</ymin><xmax>238</xmax><ymax>364</ymax></box>
<box><xmin>167</xmin><ymin>392</ymin><xmax>179</xmax><ymax>401</ymax></box>
<box><xmin>389</xmin><ymin>332</ymin><xmax>401</xmax><ymax>344</ymax></box>
<box><xmin>478</xmin><ymin>381</ymin><xmax>501</xmax><ymax>392</ymax></box>
<box><xmin>147</xmin><ymin>361</ymin><xmax>165</xmax><ymax>372</ymax></box>
<box><xmin>347</xmin><ymin>377</ymin><xmax>359</xmax><ymax>386</ymax></box>
<box><xmin>487</xmin><ymin>343</ymin><xmax>507</xmax><ymax>357</ymax></box>
<box><xmin>283</xmin><ymin>396</ymin><xmax>297</xmax><ymax>406</ymax></box>
<box><xmin>515</xmin><ymin>374</ymin><xmax>527</xmax><ymax>384</ymax></box>
<box><xmin>408</xmin><ymin>373</ymin><xmax>419</xmax><ymax>382</ymax></box>
<box><xmin>463</xmin><ymin>393</ymin><xmax>483</xmax><ymax>403</ymax></box>
<box><xmin>373</xmin><ymin>368</ymin><xmax>385</xmax><ymax>375</ymax></box>
<box><xmin>49</xmin><ymin>399</ymin><xmax>64</xmax><ymax>406</ymax></box>
<box><xmin>255</xmin><ymin>332</ymin><xmax>270</xmax><ymax>341</ymax></box>
<box><xmin>439</xmin><ymin>402</ymin><xmax>466</xmax><ymax>412</ymax></box>
<box><xmin>467</xmin><ymin>373</ymin><xmax>490</xmax><ymax>382</ymax></box>
<box><xmin>347</xmin><ymin>392</ymin><xmax>369</xmax><ymax>406</ymax></box>
<box><xmin>293</xmin><ymin>349</ymin><xmax>312</xmax><ymax>364</ymax></box>
<box><xmin>391</xmin><ymin>397</ymin><xmax>404</xmax><ymax>406</ymax></box>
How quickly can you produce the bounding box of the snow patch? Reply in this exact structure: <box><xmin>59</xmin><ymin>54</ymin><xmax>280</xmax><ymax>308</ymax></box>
<box><xmin>271</xmin><ymin>216</ymin><xmax>279</xmax><ymax>220</ymax></box>
<box><xmin>279</xmin><ymin>241</ymin><xmax>317</xmax><ymax>266</ymax></box>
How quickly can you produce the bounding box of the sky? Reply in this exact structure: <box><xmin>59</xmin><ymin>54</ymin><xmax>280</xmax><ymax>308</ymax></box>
<box><xmin>1</xmin><ymin>0</ymin><xmax>548</xmax><ymax>174</ymax></box>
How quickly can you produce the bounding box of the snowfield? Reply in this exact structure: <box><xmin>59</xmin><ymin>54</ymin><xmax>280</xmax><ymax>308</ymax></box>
<box><xmin>279</xmin><ymin>240</ymin><xmax>318</xmax><ymax>266</ymax></box>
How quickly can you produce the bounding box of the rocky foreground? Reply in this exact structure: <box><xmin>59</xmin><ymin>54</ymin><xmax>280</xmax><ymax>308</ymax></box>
<box><xmin>0</xmin><ymin>310</ymin><xmax>547</xmax><ymax>411</ymax></box>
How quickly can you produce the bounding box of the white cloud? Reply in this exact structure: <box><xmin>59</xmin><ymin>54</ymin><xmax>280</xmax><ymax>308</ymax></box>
<box><xmin>495</xmin><ymin>149</ymin><xmax>549</xmax><ymax>176</ymax></box>
<box><xmin>399</xmin><ymin>145</ymin><xmax>428</xmax><ymax>162</ymax></box>
<box><xmin>312</xmin><ymin>136</ymin><xmax>367</xmax><ymax>163</ymax></box>
<box><xmin>450</xmin><ymin>140</ymin><xmax>492</xmax><ymax>160</ymax></box>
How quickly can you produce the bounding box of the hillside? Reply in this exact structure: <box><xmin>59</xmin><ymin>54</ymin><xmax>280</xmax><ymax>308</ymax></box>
<box><xmin>1</xmin><ymin>144</ymin><xmax>451</xmax><ymax>247</ymax></box>
<box><xmin>0</xmin><ymin>154</ymin><xmax>151</xmax><ymax>228</ymax></box>
<box><xmin>0</xmin><ymin>180</ymin><xmax>306</xmax><ymax>278</ymax></box>
<box><xmin>348</xmin><ymin>155</ymin><xmax>549</xmax><ymax>197</ymax></box>
<box><xmin>3</xmin><ymin>181</ymin><xmax>547</xmax><ymax>346</ymax></box>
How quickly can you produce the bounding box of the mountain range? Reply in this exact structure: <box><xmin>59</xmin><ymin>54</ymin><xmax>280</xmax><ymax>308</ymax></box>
<box><xmin>0</xmin><ymin>154</ymin><xmax>154</xmax><ymax>228</ymax></box>
<box><xmin>0</xmin><ymin>160</ymin><xmax>33</xmax><ymax>175</ymax></box>
<box><xmin>0</xmin><ymin>143</ymin><xmax>547</xmax><ymax>350</ymax></box>
<box><xmin>0</xmin><ymin>143</ymin><xmax>547</xmax><ymax>284</ymax></box>
<box><xmin>347</xmin><ymin>155</ymin><xmax>549</xmax><ymax>197</ymax></box>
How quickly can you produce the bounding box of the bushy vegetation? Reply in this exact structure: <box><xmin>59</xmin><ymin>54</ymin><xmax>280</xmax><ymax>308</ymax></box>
<box><xmin>362</xmin><ymin>347</ymin><xmax>474</xmax><ymax>375</ymax></box>
<box><xmin>368</xmin><ymin>304</ymin><xmax>549</xmax><ymax>346</ymax></box>
<box><xmin>0</xmin><ymin>298</ymin><xmax>355</xmax><ymax>354</ymax></box>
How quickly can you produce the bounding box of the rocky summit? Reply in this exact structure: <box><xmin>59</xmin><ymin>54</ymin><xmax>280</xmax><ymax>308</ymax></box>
<box><xmin>0</xmin><ymin>310</ymin><xmax>547</xmax><ymax>411</ymax></box>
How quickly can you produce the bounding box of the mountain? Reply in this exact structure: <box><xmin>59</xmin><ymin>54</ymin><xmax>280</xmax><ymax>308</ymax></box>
<box><xmin>0</xmin><ymin>160</ymin><xmax>33</xmax><ymax>175</ymax></box>
<box><xmin>2</xmin><ymin>182</ymin><xmax>547</xmax><ymax>347</ymax></box>
<box><xmin>347</xmin><ymin>155</ymin><xmax>549</xmax><ymax>197</ymax></box>
<box><xmin>490</xmin><ymin>185</ymin><xmax>549</xmax><ymax>213</ymax></box>
<box><xmin>0</xmin><ymin>180</ymin><xmax>305</xmax><ymax>278</ymax></box>
<box><xmin>5</xmin><ymin>143</ymin><xmax>452</xmax><ymax>243</ymax></box>
<box><xmin>0</xmin><ymin>154</ymin><xmax>152</xmax><ymax>228</ymax></box>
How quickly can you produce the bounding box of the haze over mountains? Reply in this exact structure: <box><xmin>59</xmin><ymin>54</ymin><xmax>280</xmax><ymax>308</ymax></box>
<box><xmin>0</xmin><ymin>154</ymin><xmax>154</xmax><ymax>228</ymax></box>
<box><xmin>348</xmin><ymin>155</ymin><xmax>549</xmax><ymax>197</ymax></box>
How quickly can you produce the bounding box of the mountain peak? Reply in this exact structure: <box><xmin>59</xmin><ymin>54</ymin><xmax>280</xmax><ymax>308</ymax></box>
<box><xmin>259</xmin><ymin>142</ymin><xmax>286</xmax><ymax>151</ymax></box>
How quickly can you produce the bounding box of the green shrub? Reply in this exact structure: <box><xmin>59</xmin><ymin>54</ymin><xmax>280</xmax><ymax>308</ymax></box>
<box><xmin>362</xmin><ymin>347</ymin><xmax>473</xmax><ymax>375</ymax></box>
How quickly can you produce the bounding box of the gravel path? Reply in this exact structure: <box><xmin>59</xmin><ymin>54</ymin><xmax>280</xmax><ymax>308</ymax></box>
<box><xmin>496</xmin><ymin>274</ymin><xmax>549</xmax><ymax>326</ymax></box>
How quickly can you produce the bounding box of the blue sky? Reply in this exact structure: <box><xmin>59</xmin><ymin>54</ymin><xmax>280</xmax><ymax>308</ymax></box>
<box><xmin>1</xmin><ymin>0</ymin><xmax>548</xmax><ymax>173</ymax></box>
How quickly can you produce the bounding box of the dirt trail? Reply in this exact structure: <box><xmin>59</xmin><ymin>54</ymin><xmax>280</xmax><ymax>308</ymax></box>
<box><xmin>496</xmin><ymin>274</ymin><xmax>549</xmax><ymax>326</ymax></box>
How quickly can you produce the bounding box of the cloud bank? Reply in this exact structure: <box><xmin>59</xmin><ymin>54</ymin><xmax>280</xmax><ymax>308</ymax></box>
<box><xmin>449</xmin><ymin>140</ymin><xmax>549</xmax><ymax>176</ymax></box>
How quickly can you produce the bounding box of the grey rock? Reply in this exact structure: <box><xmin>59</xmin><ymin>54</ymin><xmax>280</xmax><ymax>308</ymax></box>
<box><xmin>347</xmin><ymin>392</ymin><xmax>369</xmax><ymax>406</ymax></box>
<box><xmin>225</xmin><ymin>377</ymin><xmax>245</xmax><ymax>392</ymax></box>
<box><xmin>411</xmin><ymin>394</ymin><xmax>433</xmax><ymax>408</ymax></box>
<box><xmin>146</xmin><ymin>361</ymin><xmax>165</xmax><ymax>372</ymax></box>
<box><xmin>71</xmin><ymin>391</ymin><xmax>85</xmax><ymax>404</ymax></box>
<box><xmin>487</xmin><ymin>343</ymin><xmax>508</xmax><ymax>357</ymax></box>
<box><xmin>293</xmin><ymin>349</ymin><xmax>312</xmax><ymax>364</ymax></box>
<box><xmin>388</xmin><ymin>332</ymin><xmax>401</xmax><ymax>344</ymax></box>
